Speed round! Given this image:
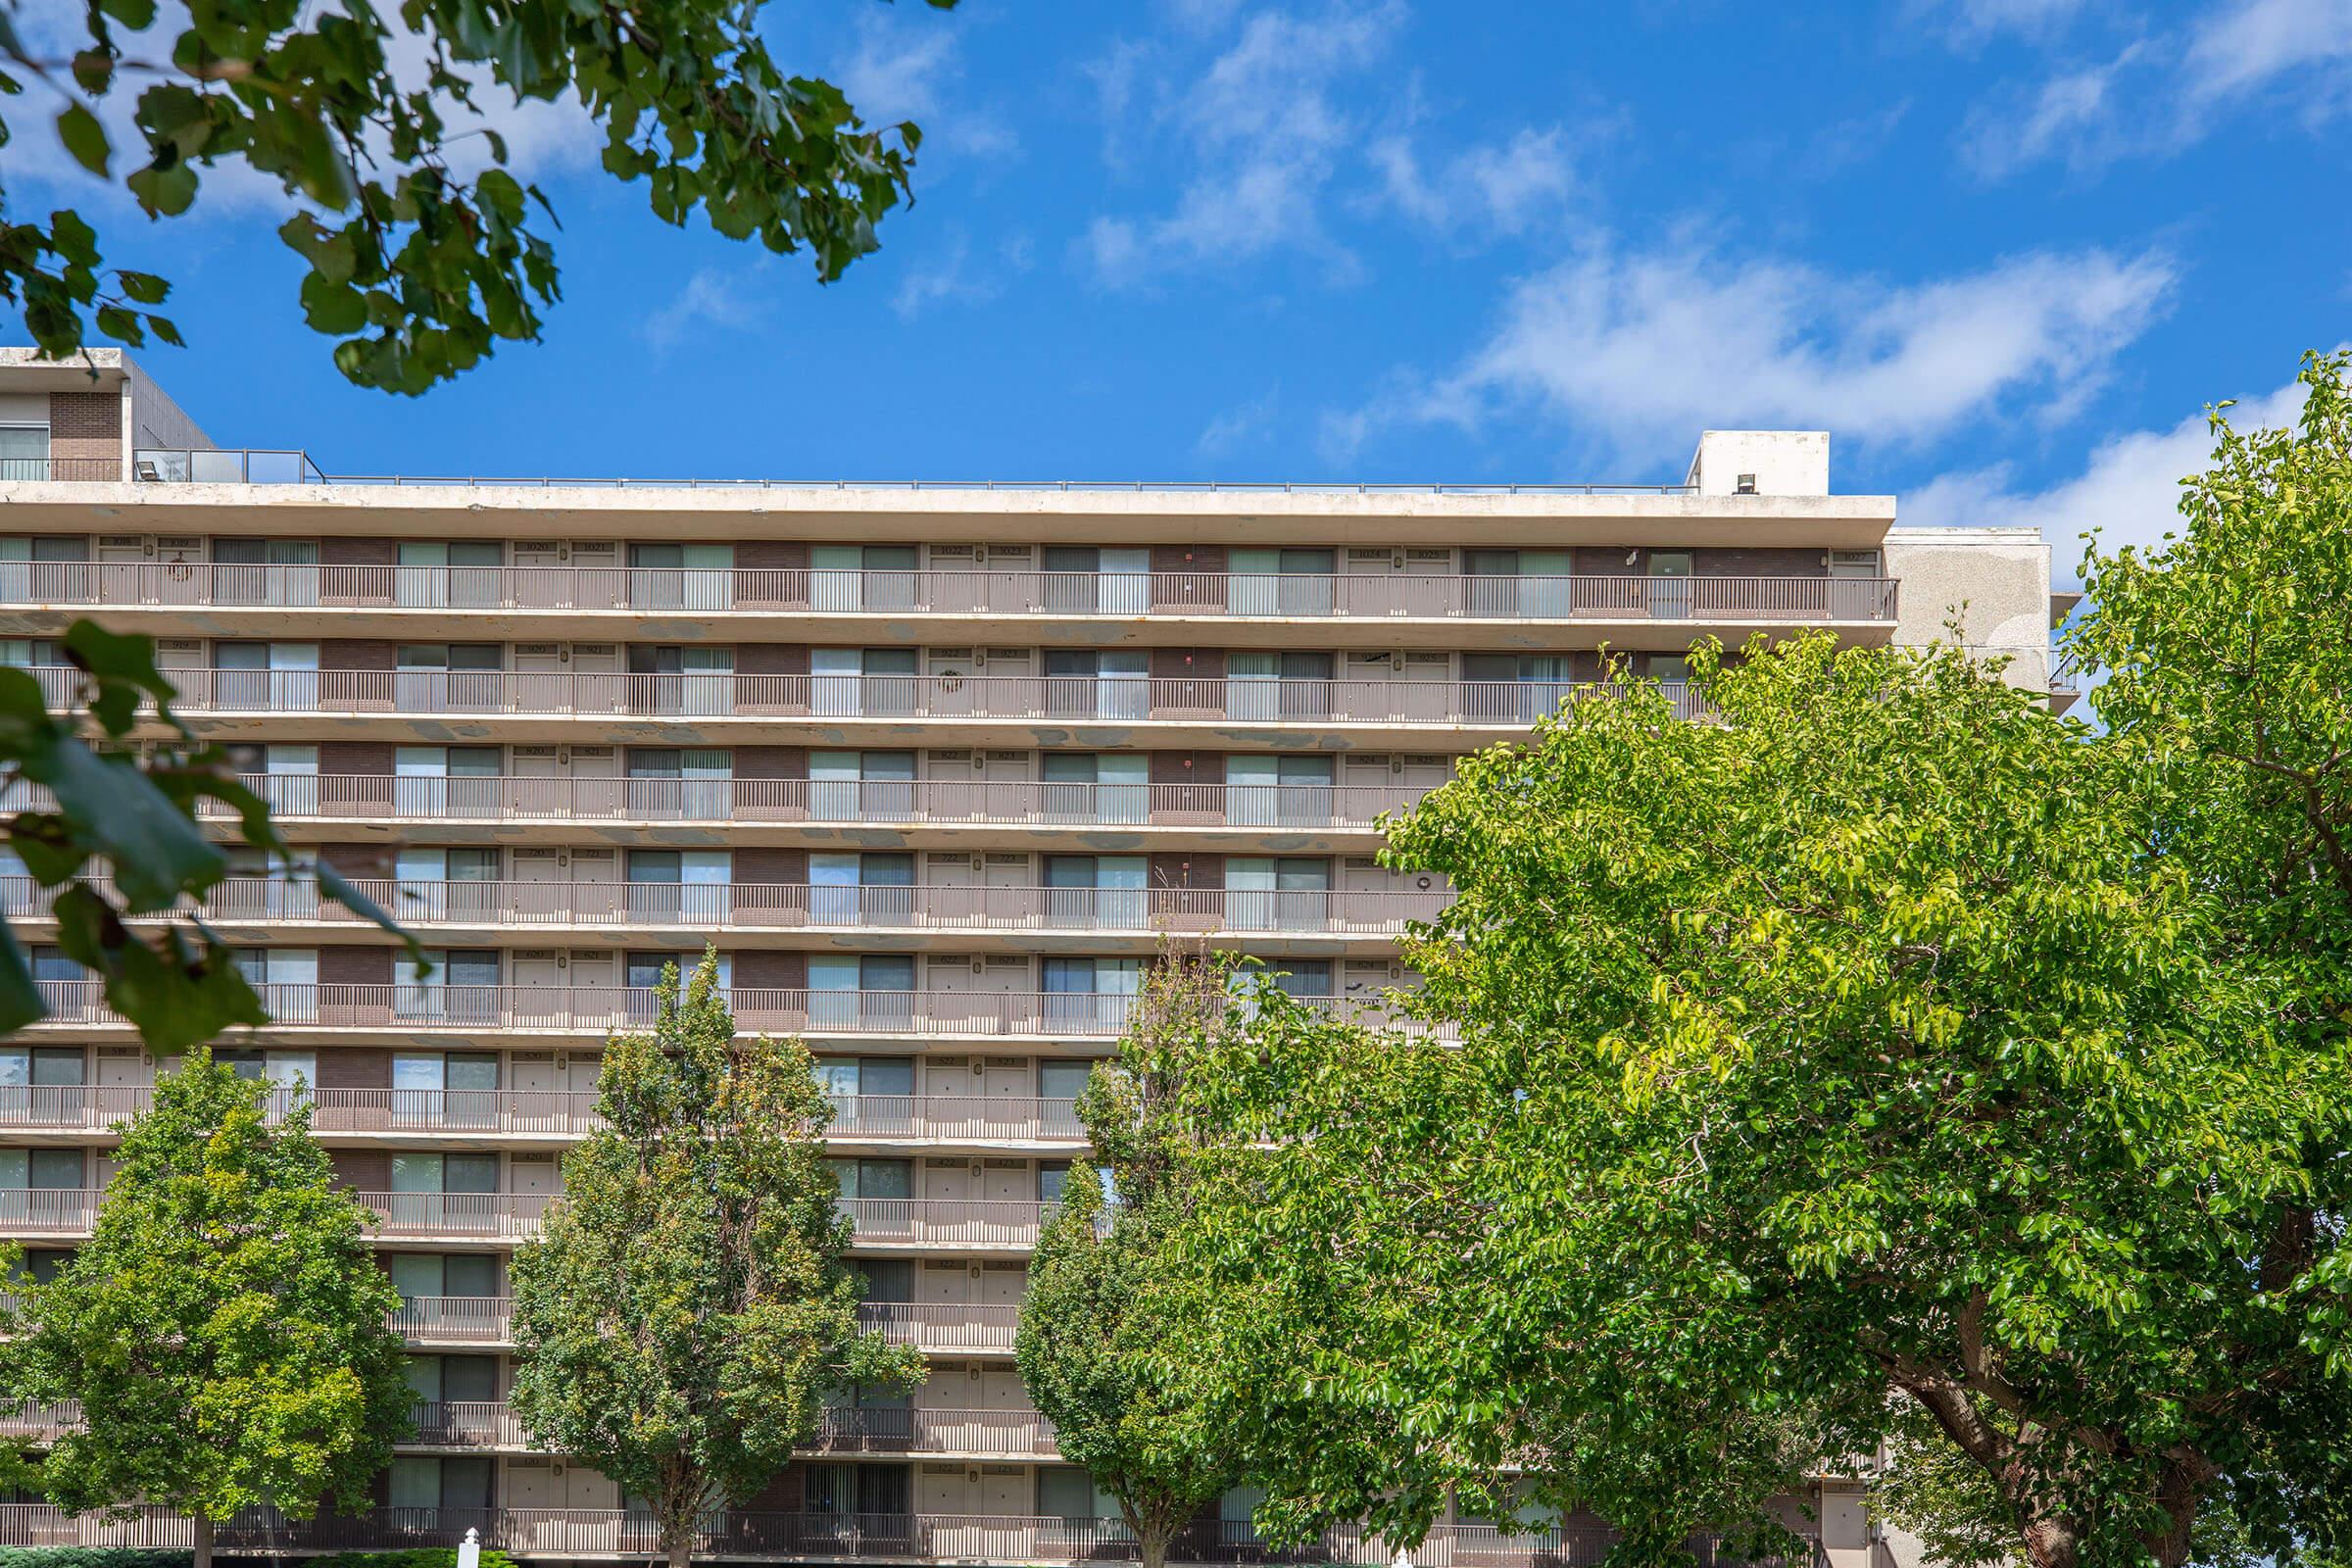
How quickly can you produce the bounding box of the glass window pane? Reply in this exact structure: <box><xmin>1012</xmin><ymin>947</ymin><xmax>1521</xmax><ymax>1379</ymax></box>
<box><xmin>28</xmin><ymin>1049</ymin><xmax>80</xmax><ymax>1087</ymax></box>
<box><xmin>388</xmin><ymin>1254</ymin><xmax>445</xmax><ymax>1299</ymax></box>
<box><xmin>442</xmin><ymin>1154</ymin><xmax>499</xmax><ymax>1195</ymax></box>
<box><xmin>0</xmin><ymin>1150</ymin><xmax>24</xmax><ymax>1188</ymax></box>
<box><xmin>445</xmin><ymin>1255</ymin><xmax>498</xmax><ymax>1297</ymax></box>
<box><xmin>441</xmin><ymin>1457</ymin><xmax>493</xmax><ymax>1509</ymax></box>
<box><xmin>445</xmin><ymin>1054</ymin><xmax>499</xmax><ymax>1092</ymax></box>
<box><xmin>390</xmin><ymin>1153</ymin><xmax>443</xmax><ymax>1193</ymax></box>
<box><xmin>856</xmin><ymin>1159</ymin><xmax>911</xmax><ymax>1200</ymax></box>
<box><xmin>27</xmin><ymin>1151</ymin><xmax>81</xmax><ymax>1189</ymax></box>
<box><xmin>858</xmin><ymin>1057</ymin><xmax>914</xmax><ymax>1097</ymax></box>
<box><xmin>387</xmin><ymin>1456</ymin><xmax>441</xmax><ymax>1510</ymax></box>
<box><xmin>443</xmin><ymin>1354</ymin><xmax>498</xmax><ymax>1402</ymax></box>
<box><xmin>1039</xmin><ymin>1061</ymin><xmax>1095</xmax><ymax>1101</ymax></box>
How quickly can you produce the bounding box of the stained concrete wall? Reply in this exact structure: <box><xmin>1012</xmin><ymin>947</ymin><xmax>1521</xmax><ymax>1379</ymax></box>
<box><xmin>1884</xmin><ymin>527</ymin><xmax>2053</xmax><ymax>690</ymax></box>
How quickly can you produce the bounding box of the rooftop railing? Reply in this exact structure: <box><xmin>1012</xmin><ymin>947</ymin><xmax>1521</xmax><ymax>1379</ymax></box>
<box><xmin>116</xmin><ymin>449</ymin><xmax>1694</xmax><ymax>495</ymax></box>
<box><xmin>24</xmin><ymin>981</ymin><xmax>1420</xmax><ymax>1040</ymax></box>
<box><xmin>14</xmin><ymin>876</ymin><xmax>1451</xmax><ymax>939</ymax></box>
<box><xmin>20</xmin><ymin>665</ymin><xmax>1713</xmax><ymax>727</ymax></box>
<box><xmin>0</xmin><ymin>561</ymin><xmax>1893</xmax><ymax>622</ymax></box>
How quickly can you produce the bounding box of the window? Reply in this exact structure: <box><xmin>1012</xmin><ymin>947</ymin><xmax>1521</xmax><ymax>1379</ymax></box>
<box><xmin>0</xmin><ymin>1047</ymin><xmax>84</xmax><ymax>1088</ymax></box>
<box><xmin>391</xmin><ymin>1152</ymin><xmax>500</xmax><ymax>1195</ymax></box>
<box><xmin>0</xmin><ymin>1150</ymin><xmax>83</xmax><ymax>1190</ymax></box>
<box><xmin>1038</xmin><ymin>1468</ymin><xmax>1121</xmax><ymax>1523</ymax></box>
<box><xmin>396</xmin><ymin>950</ymin><xmax>499</xmax><ymax>1023</ymax></box>
<box><xmin>1041</xmin><ymin>650</ymin><xmax>1148</xmax><ymax>720</ymax></box>
<box><xmin>1226</xmin><ymin>857</ymin><xmax>1333</xmax><ymax>931</ymax></box>
<box><xmin>388</xmin><ymin>1252</ymin><xmax>500</xmax><ymax>1300</ymax></box>
<box><xmin>1039</xmin><ymin>1061</ymin><xmax>1096</xmax><ymax>1102</ymax></box>
<box><xmin>1229</xmin><ymin>548</ymin><xmax>1336</xmax><ymax>616</ymax></box>
<box><xmin>404</xmin><ymin>1352</ymin><xmax>499</xmax><ymax>1404</ymax></box>
<box><xmin>387</xmin><ymin>1455</ymin><xmax>492</xmax><ymax>1510</ymax></box>
<box><xmin>9</xmin><ymin>1248</ymin><xmax>73</xmax><ymax>1285</ymax></box>
<box><xmin>1038</xmin><ymin>1161</ymin><xmax>1072</xmax><ymax>1201</ymax></box>
<box><xmin>0</xmin><ymin>426</ymin><xmax>51</xmax><ymax>481</ymax></box>
<box><xmin>809</xmin><ymin>852</ymin><xmax>914</xmax><ymax>925</ymax></box>
<box><xmin>1041</xmin><ymin>957</ymin><xmax>1143</xmax><ymax>1031</ymax></box>
<box><xmin>855</xmin><ymin>1259</ymin><xmax>915</xmax><ymax>1302</ymax></box>
<box><xmin>809</xmin><ymin>546</ymin><xmax>917</xmax><ymax>612</ymax></box>
<box><xmin>804</xmin><ymin>1462</ymin><xmax>908</xmax><ymax>1519</ymax></box>
<box><xmin>625</xmin><ymin>952</ymin><xmax>732</xmax><ymax>992</ymax></box>
<box><xmin>1042</xmin><ymin>855</ymin><xmax>1146</xmax><ymax>927</ymax></box>
<box><xmin>626</xmin><ymin>849</ymin><xmax>732</xmax><ymax>921</ymax></box>
<box><xmin>809</xmin><ymin>750</ymin><xmax>916</xmax><ymax>820</ymax></box>
<box><xmin>212</xmin><ymin>1049</ymin><xmax>317</xmax><ymax>1093</ymax></box>
<box><xmin>808</xmin><ymin>955</ymin><xmax>913</xmax><ymax>1028</ymax></box>
<box><xmin>393</xmin><ymin>1053</ymin><xmax>500</xmax><ymax>1127</ymax></box>
<box><xmin>810</xmin><ymin>647</ymin><xmax>917</xmax><ymax>716</ymax></box>
<box><xmin>828</xmin><ymin>1157</ymin><xmax>912</xmax><ymax>1200</ymax></box>
<box><xmin>1039</xmin><ymin>752</ymin><xmax>1146</xmax><ymax>823</ymax></box>
<box><xmin>624</xmin><ymin>748</ymin><xmax>732</xmax><ymax>815</ymax></box>
<box><xmin>628</xmin><ymin>543</ymin><xmax>734</xmax><ymax>610</ymax></box>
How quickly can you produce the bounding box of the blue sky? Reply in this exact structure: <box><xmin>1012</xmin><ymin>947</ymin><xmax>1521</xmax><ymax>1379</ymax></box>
<box><xmin>14</xmin><ymin>0</ymin><xmax>2351</xmax><ymax>576</ymax></box>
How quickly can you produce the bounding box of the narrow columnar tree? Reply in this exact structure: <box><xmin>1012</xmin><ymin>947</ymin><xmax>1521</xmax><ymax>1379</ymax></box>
<box><xmin>9</xmin><ymin>1048</ymin><xmax>414</xmax><ymax>1568</ymax></box>
<box><xmin>508</xmin><ymin>949</ymin><xmax>923</xmax><ymax>1568</ymax></box>
<box><xmin>1016</xmin><ymin>951</ymin><xmax>1238</xmax><ymax>1568</ymax></box>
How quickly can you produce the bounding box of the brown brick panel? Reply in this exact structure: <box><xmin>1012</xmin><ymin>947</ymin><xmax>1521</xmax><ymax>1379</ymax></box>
<box><xmin>747</xmin><ymin>1465</ymin><xmax>805</xmax><ymax>1511</ymax></box>
<box><xmin>1149</xmin><ymin>751</ymin><xmax>1224</xmax><ymax>821</ymax></box>
<box><xmin>318</xmin><ymin>741</ymin><xmax>395</xmax><ymax>776</ymax></box>
<box><xmin>1690</xmin><ymin>546</ymin><xmax>1827</xmax><ymax>577</ymax></box>
<box><xmin>733</xmin><ymin>950</ymin><xmax>807</xmax><ymax>990</ymax></box>
<box><xmin>47</xmin><ymin>391</ymin><xmax>119</xmax><ymax>476</ymax></box>
<box><xmin>316</xmin><ymin>1048</ymin><xmax>393</xmax><ymax>1091</ymax></box>
<box><xmin>736</xmin><ymin>644</ymin><xmax>808</xmax><ymax>676</ymax></box>
<box><xmin>734</xmin><ymin>746</ymin><xmax>807</xmax><ymax>780</ymax></box>
<box><xmin>735</xmin><ymin>541</ymin><xmax>810</xmax><ymax>570</ymax></box>
<box><xmin>320</xmin><ymin>538</ymin><xmax>397</xmax><ymax>567</ymax></box>
<box><xmin>319</xmin><ymin>843</ymin><xmax>396</xmax><ymax>879</ymax></box>
<box><xmin>329</xmin><ymin>1149</ymin><xmax>389</xmax><ymax>1191</ymax></box>
<box><xmin>733</xmin><ymin>847</ymin><xmax>808</xmax><ymax>885</ymax></box>
<box><xmin>321</xmin><ymin>638</ymin><xmax>396</xmax><ymax>671</ymax></box>
<box><xmin>318</xmin><ymin>946</ymin><xmax>393</xmax><ymax>986</ymax></box>
<box><xmin>1151</xmin><ymin>544</ymin><xmax>1227</xmax><ymax>609</ymax></box>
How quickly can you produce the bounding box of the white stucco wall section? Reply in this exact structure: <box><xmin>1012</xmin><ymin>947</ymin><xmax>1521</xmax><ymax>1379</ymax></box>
<box><xmin>1884</xmin><ymin>527</ymin><xmax>2053</xmax><ymax>690</ymax></box>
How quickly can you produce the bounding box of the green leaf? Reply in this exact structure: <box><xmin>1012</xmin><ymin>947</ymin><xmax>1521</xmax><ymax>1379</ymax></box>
<box><xmin>20</xmin><ymin>739</ymin><xmax>223</xmax><ymax>911</ymax></box>
<box><xmin>312</xmin><ymin>859</ymin><xmax>424</xmax><ymax>968</ymax></box>
<box><xmin>55</xmin><ymin>104</ymin><xmax>109</xmax><ymax>176</ymax></box>
<box><xmin>0</xmin><ymin>918</ymin><xmax>49</xmax><ymax>1034</ymax></box>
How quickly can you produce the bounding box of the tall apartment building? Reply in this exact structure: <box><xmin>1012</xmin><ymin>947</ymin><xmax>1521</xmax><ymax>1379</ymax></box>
<box><xmin>0</xmin><ymin>352</ymin><xmax>2064</xmax><ymax>1567</ymax></box>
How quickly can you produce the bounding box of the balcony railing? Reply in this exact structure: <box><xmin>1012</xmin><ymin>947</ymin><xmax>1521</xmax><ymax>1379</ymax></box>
<box><xmin>26</xmin><ymin>981</ymin><xmax>1410</xmax><ymax>1040</ymax></box>
<box><xmin>193</xmin><ymin>773</ymin><xmax>1429</xmax><ymax>831</ymax></box>
<box><xmin>393</xmin><ymin>1295</ymin><xmax>514</xmax><ymax>1344</ymax></box>
<box><xmin>20</xmin><ymin>665</ymin><xmax>1710</xmax><ymax>727</ymax></box>
<box><xmin>857</xmin><ymin>1301</ymin><xmax>1023</xmax><ymax>1354</ymax></box>
<box><xmin>0</xmin><ymin>1503</ymin><xmax>1814</xmax><ymax>1567</ymax></box>
<box><xmin>0</xmin><ymin>1087</ymin><xmax>1081</xmax><ymax>1143</ymax></box>
<box><xmin>353</xmin><ymin>1191</ymin><xmax>551</xmax><ymax>1240</ymax></box>
<box><xmin>409</xmin><ymin>1398</ymin><xmax>524</xmax><ymax>1447</ymax></box>
<box><xmin>28</xmin><ymin>877</ymin><xmax>1449</xmax><ymax>938</ymax></box>
<box><xmin>837</xmin><ymin>1198</ymin><xmax>1055</xmax><ymax>1250</ymax></box>
<box><xmin>0</xmin><ymin>561</ymin><xmax>1896</xmax><ymax>623</ymax></box>
<box><xmin>812</xmin><ymin>1405</ymin><xmax>1056</xmax><ymax>1457</ymax></box>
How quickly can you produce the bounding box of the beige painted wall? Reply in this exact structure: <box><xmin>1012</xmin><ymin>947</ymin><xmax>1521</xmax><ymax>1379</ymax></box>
<box><xmin>1884</xmin><ymin>527</ymin><xmax>2054</xmax><ymax>690</ymax></box>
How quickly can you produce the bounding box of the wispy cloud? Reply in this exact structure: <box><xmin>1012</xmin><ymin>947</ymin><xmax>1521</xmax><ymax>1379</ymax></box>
<box><xmin>1083</xmin><ymin>0</ymin><xmax>1405</xmax><ymax>288</ymax></box>
<box><xmin>1197</xmin><ymin>388</ymin><xmax>1282</xmax><ymax>457</ymax></box>
<box><xmin>1369</xmin><ymin>125</ymin><xmax>1582</xmax><ymax>239</ymax></box>
<box><xmin>1322</xmin><ymin>242</ymin><xmax>2178</xmax><ymax>467</ymax></box>
<box><xmin>643</xmin><ymin>267</ymin><xmax>771</xmax><ymax>356</ymax></box>
<box><xmin>1902</xmin><ymin>365</ymin><xmax>2321</xmax><ymax>581</ymax></box>
<box><xmin>836</xmin><ymin>8</ymin><xmax>1017</xmax><ymax>165</ymax></box>
<box><xmin>1956</xmin><ymin>0</ymin><xmax>2352</xmax><ymax>177</ymax></box>
<box><xmin>892</xmin><ymin>231</ymin><xmax>1033</xmax><ymax>319</ymax></box>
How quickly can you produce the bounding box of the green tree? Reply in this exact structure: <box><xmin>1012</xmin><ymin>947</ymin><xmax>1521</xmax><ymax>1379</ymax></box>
<box><xmin>507</xmin><ymin>949</ymin><xmax>923</xmax><ymax>1568</ymax></box>
<box><xmin>1139</xmin><ymin>636</ymin><xmax>2351</xmax><ymax>1568</ymax></box>
<box><xmin>1015</xmin><ymin>951</ymin><xmax>1238</xmax><ymax>1568</ymax></box>
<box><xmin>8</xmin><ymin>1047</ymin><xmax>415</xmax><ymax>1568</ymax></box>
<box><xmin>0</xmin><ymin>618</ymin><xmax>408</xmax><ymax>1049</ymax></box>
<box><xmin>2</xmin><ymin>0</ymin><xmax>956</xmax><ymax>392</ymax></box>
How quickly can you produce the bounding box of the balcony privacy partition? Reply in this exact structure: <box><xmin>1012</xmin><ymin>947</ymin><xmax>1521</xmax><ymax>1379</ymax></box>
<box><xmin>0</xmin><ymin>562</ymin><xmax>1899</xmax><ymax>623</ymax></box>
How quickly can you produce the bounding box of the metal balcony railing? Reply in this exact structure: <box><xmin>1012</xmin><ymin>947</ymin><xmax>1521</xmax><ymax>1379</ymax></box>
<box><xmin>408</xmin><ymin>1398</ymin><xmax>524</xmax><ymax>1446</ymax></box>
<box><xmin>352</xmin><ymin>1191</ymin><xmax>551</xmax><ymax>1240</ymax></box>
<box><xmin>24</xmin><ymin>981</ymin><xmax>1411</xmax><ymax>1039</ymax></box>
<box><xmin>18</xmin><ymin>876</ymin><xmax>1450</xmax><ymax>938</ymax></box>
<box><xmin>194</xmin><ymin>773</ymin><xmax>1429</xmax><ymax>831</ymax></box>
<box><xmin>392</xmin><ymin>1295</ymin><xmax>514</xmax><ymax>1344</ymax></box>
<box><xmin>836</xmin><ymin>1198</ymin><xmax>1055</xmax><ymax>1250</ymax></box>
<box><xmin>856</xmin><ymin>1301</ymin><xmax>1023</xmax><ymax>1353</ymax></box>
<box><xmin>0</xmin><ymin>561</ymin><xmax>1897</xmax><ymax>623</ymax></box>
<box><xmin>0</xmin><ymin>1086</ymin><xmax>1082</xmax><ymax>1143</ymax></box>
<box><xmin>0</xmin><ymin>1504</ymin><xmax>1818</xmax><ymax>1568</ymax></box>
<box><xmin>18</xmin><ymin>665</ymin><xmax>1711</xmax><ymax>726</ymax></box>
<box><xmin>812</xmin><ymin>1405</ymin><xmax>1056</xmax><ymax>1457</ymax></box>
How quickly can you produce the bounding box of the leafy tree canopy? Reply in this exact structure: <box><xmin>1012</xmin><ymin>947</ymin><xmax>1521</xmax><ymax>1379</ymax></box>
<box><xmin>1</xmin><ymin>0</ymin><xmax>956</xmax><ymax>392</ymax></box>
<box><xmin>7</xmin><ymin>1048</ymin><xmax>414</xmax><ymax>1568</ymax></box>
<box><xmin>1142</xmin><ymin>634</ymin><xmax>2352</xmax><ymax>1568</ymax></box>
<box><xmin>0</xmin><ymin>619</ymin><xmax>409</xmax><ymax>1048</ymax></box>
<box><xmin>508</xmin><ymin>950</ymin><xmax>923</xmax><ymax>1568</ymax></box>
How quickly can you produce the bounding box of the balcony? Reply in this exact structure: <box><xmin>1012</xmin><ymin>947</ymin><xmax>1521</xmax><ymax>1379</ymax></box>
<box><xmin>812</xmin><ymin>1405</ymin><xmax>1056</xmax><ymax>1458</ymax></box>
<box><xmin>23</xmin><ymin>666</ymin><xmax>1712</xmax><ymax>736</ymax></box>
<box><xmin>0</xmin><ymin>1504</ymin><xmax>1812</xmax><ymax>1568</ymax></box>
<box><xmin>393</xmin><ymin>1295</ymin><xmax>514</xmax><ymax>1345</ymax></box>
<box><xmin>856</xmin><ymin>1301</ymin><xmax>1023</xmax><ymax>1354</ymax></box>
<box><xmin>409</xmin><ymin>1398</ymin><xmax>526</xmax><ymax>1447</ymax></box>
<box><xmin>0</xmin><ymin>1086</ymin><xmax>1084</xmax><ymax>1148</ymax></box>
<box><xmin>836</xmin><ymin>1198</ymin><xmax>1054</xmax><ymax>1251</ymax></box>
<box><xmin>25</xmin><ymin>982</ymin><xmax>1417</xmax><ymax>1043</ymax></box>
<box><xmin>1</xmin><ymin>560</ymin><xmax>1896</xmax><ymax>629</ymax></box>
<box><xmin>354</xmin><ymin>1191</ymin><xmax>551</xmax><ymax>1241</ymax></box>
<box><xmin>62</xmin><ymin>877</ymin><xmax>1449</xmax><ymax>943</ymax></box>
<box><xmin>201</xmin><ymin>774</ymin><xmax>1426</xmax><ymax>836</ymax></box>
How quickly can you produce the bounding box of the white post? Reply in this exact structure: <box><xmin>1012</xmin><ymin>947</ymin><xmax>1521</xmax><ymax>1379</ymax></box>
<box><xmin>458</xmin><ymin>1526</ymin><xmax>482</xmax><ymax>1568</ymax></box>
<box><xmin>1393</xmin><ymin>1549</ymin><xmax>1413</xmax><ymax>1568</ymax></box>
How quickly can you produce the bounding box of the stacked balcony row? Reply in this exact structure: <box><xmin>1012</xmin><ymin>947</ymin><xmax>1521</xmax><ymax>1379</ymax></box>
<box><xmin>0</xmin><ymin>531</ymin><xmax>1893</xmax><ymax>626</ymax></box>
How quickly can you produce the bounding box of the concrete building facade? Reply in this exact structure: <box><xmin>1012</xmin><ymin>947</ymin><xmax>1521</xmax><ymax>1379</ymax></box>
<box><xmin>0</xmin><ymin>355</ymin><xmax>2064</xmax><ymax>1566</ymax></box>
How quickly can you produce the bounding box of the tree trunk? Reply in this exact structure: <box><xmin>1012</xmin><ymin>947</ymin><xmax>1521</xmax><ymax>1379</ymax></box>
<box><xmin>1139</xmin><ymin>1523</ymin><xmax>1171</xmax><ymax>1568</ymax></box>
<box><xmin>662</xmin><ymin>1521</ymin><xmax>694</xmax><ymax>1568</ymax></box>
<box><xmin>191</xmin><ymin>1512</ymin><xmax>214</xmax><ymax>1568</ymax></box>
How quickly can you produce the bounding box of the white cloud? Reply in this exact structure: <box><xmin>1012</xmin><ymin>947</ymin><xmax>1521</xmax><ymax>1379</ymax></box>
<box><xmin>1371</xmin><ymin>125</ymin><xmax>1579</xmax><ymax>238</ymax></box>
<box><xmin>834</xmin><ymin>8</ymin><xmax>1015</xmax><ymax>165</ymax></box>
<box><xmin>1957</xmin><ymin>0</ymin><xmax>2352</xmax><ymax>176</ymax></box>
<box><xmin>1198</xmin><ymin>389</ymin><xmax>1281</xmax><ymax>457</ymax></box>
<box><xmin>891</xmin><ymin>231</ymin><xmax>1031</xmax><ymax>319</ymax></box>
<box><xmin>1325</xmin><ymin>242</ymin><xmax>2177</xmax><ymax>467</ymax></box>
<box><xmin>1084</xmin><ymin>0</ymin><xmax>1403</xmax><ymax>288</ymax></box>
<box><xmin>642</xmin><ymin>267</ymin><xmax>770</xmax><ymax>356</ymax></box>
<box><xmin>1920</xmin><ymin>0</ymin><xmax>2091</xmax><ymax>41</ymax></box>
<box><xmin>1902</xmin><ymin>368</ymin><xmax>2318</xmax><ymax>581</ymax></box>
